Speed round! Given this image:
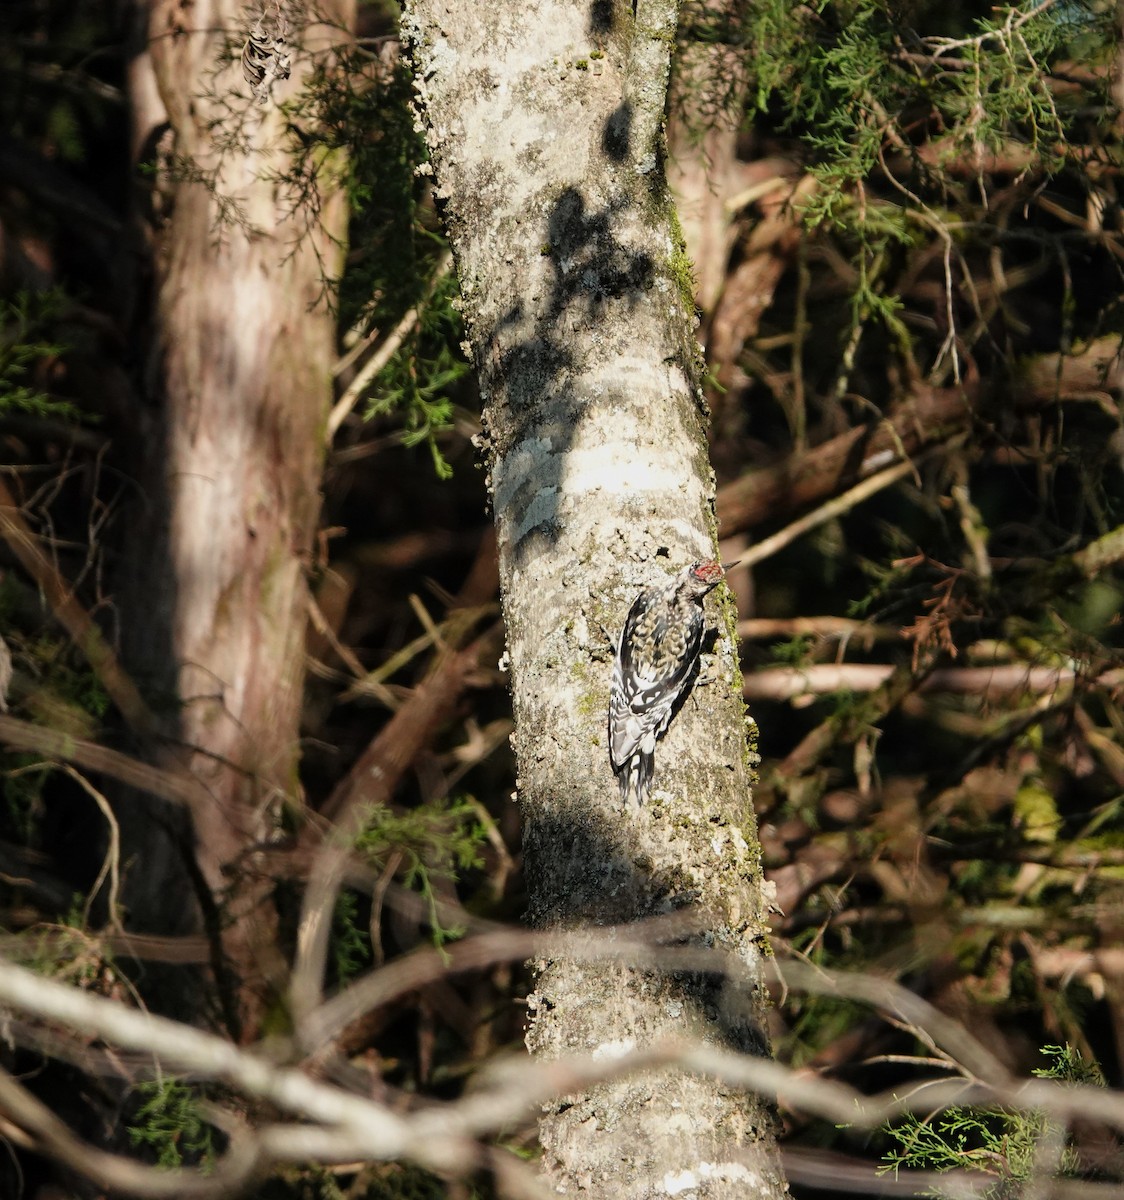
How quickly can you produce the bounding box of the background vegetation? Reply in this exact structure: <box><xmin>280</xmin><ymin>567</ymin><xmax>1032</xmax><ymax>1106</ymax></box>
<box><xmin>1</xmin><ymin>0</ymin><xmax>1123</xmax><ymax>1195</ymax></box>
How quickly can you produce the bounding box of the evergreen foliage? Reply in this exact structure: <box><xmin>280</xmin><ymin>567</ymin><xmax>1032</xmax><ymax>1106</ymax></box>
<box><xmin>0</xmin><ymin>292</ymin><xmax>80</xmax><ymax>420</ymax></box>
<box><xmin>676</xmin><ymin>3</ymin><xmax>1124</xmax><ymax>1183</ymax></box>
<box><xmin>881</xmin><ymin>1044</ymin><xmax>1103</xmax><ymax>1194</ymax></box>
<box><xmin>275</xmin><ymin>24</ymin><xmax>470</xmax><ymax>478</ymax></box>
<box><xmin>127</xmin><ymin>1078</ymin><xmax>217</xmax><ymax>1171</ymax></box>
<box><xmin>1</xmin><ymin>0</ymin><xmax>1124</xmax><ymax>1195</ymax></box>
<box><xmin>353</xmin><ymin>797</ymin><xmax>487</xmax><ymax>945</ymax></box>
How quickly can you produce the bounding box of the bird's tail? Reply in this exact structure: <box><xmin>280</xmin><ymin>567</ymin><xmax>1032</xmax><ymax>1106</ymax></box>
<box><xmin>635</xmin><ymin>750</ymin><xmax>654</xmax><ymax>805</ymax></box>
<box><xmin>617</xmin><ymin>759</ymin><xmax>634</xmax><ymax>804</ymax></box>
<box><xmin>616</xmin><ymin>752</ymin><xmax>655</xmax><ymax>805</ymax></box>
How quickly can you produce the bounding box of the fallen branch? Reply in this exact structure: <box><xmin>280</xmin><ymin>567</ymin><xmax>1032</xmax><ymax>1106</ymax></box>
<box><xmin>707</xmin><ymin>174</ymin><xmax>817</xmax><ymax>394</ymax></box>
<box><xmin>716</xmin><ymin>384</ymin><xmax>973</xmax><ymax>535</ymax></box>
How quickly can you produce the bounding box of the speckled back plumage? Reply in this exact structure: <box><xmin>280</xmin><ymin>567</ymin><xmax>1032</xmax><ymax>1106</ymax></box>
<box><xmin>608</xmin><ymin>560</ymin><xmax>726</xmax><ymax>803</ymax></box>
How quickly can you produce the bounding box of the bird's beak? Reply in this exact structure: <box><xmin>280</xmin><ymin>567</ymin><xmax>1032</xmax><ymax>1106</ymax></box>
<box><xmin>721</xmin><ymin>559</ymin><xmax>741</xmax><ymax>570</ymax></box>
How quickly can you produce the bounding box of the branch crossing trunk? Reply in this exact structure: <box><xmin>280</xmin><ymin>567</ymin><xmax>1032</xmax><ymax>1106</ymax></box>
<box><xmin>402</xmin><ymin>1</ymin><xmax>787</xmax><ymax>1192</ymax></box>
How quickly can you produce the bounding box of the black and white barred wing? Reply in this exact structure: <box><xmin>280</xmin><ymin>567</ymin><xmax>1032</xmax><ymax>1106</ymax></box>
<box><xmin>241</xmin><ymin>7</ymin><xmax>291</xmax><ymax>105</ymax></box>
<box><xmin>608</xmin><ymin>589</ymin><xmax>703</xmax><ymax>772</ymax></box>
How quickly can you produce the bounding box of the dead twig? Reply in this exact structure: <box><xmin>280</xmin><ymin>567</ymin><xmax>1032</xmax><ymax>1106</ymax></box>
<box><xmin>0</xmin><ymin>714</ymin><xmax>210</xmax><ymax>817</ymax></box>
<box><xmin>0</xmin><ymin>477</ymin><xmax>157</xmax><ymax>736</ymax></box>
<box><xmin>738</xmin><ymin>458</ymin><xmax>918</xmax><ymax>571</ymax></box>
<box><xmin>63</xmin><ymin>767</ymin><xmax>123</xmax><ymax>932</ymax></box>
<box><xmin>743</xmin><ymin>662</ymin><xmax>1118</xmax><ymax>701</ymax></box>
<box><xmin>327</xmin><ymin>251</ymin><xmax>454</xmax><ymax>441</ymax></box>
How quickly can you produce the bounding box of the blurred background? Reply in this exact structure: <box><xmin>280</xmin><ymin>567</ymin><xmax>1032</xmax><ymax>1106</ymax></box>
<box><xmin>1</xmin><ymin>1</ymin><xmax>1123</xmax><ymax>1195</ymax></box>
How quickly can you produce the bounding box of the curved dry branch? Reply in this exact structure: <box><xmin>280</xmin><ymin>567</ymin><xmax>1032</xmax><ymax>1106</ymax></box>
<box><xmin>0</xmin><ymin>714</ymin><xmax>211</xmax><ymax>817</ymax></box>
<box><xmin>0</xmin><ymin>1066</ymin><xmax>261</xmax><ymax>1199</ymax></box>
<box><xmin>716</xmin><ymin>335</ymin><xmax>1123</xmax><ymax>537</ymax></box>
<box><xmin>2</xmin><ymin>941</ymin><xmax>1124</xmax><ymax>1195</ymax></box>
<box><xmin>0</xmin><ymin>478</ymin><xmax>156</xmax><ymax>736</ymax></box>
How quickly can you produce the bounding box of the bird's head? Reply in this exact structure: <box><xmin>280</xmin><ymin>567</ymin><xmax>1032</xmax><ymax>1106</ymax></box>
<box><xmin>681</xmin><ymin>559</ymin><xmax>738</xmax><ymax>597</ymax></box>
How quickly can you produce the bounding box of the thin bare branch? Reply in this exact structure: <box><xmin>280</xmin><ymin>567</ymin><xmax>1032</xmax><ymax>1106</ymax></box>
<box><xmin>299</xmin><ymin>910</ymin><xmax>716</xmax><ymax>1056</ymax></box>
<box><xmin>0</xmin><ymin>1065</ymin><xmax>262</xmax><ymax>1198</ymax></box>
<box><xmin>739</xmin><ymin>458</ymin><xmax>918</xmax><ymax>570</ymax></box>
<box><xmin>4</xmin><ymin>941</ymin><xmax>1124</xmax><ymax>1196</ymax></box>
<box><xmin>327</xmin><ymin>251</ymin><xmax>454</xmax><ymax>440</ymax></box>
<box><xmin>0</xmin><ymin>714</ymin><xmax>211</xmax><ymax>817</ymax></box>
<box><xmin>743</xmin><ymin>662</ymin><xmax>1120</xmax><ymax>701</ymax></box>
<box><xmin>0</xmin><ymin>477</ymin><xmax>157</xmax><ymax>736</ymax></box>
<box><xmin>0</xmin><ymin>956</ymin><xmax>468</xmax><ymax>1173</ymax></box>
<box><xmin>63</xmin><ymin>766</ymin><xmax>123</xmax><ymax>932</ymax></box>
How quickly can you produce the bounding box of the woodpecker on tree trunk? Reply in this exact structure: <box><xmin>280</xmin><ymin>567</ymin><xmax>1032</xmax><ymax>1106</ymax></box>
<box><xmin>608</xmin><ymin>560</ymin><xmax>734</xmax><ymax>804</ymax></box>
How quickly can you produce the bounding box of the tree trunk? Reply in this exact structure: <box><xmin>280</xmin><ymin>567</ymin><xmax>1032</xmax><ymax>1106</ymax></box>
<box><xmin>402</xmin><ymin>1</ymin><xmax>788</xmax><ymax>1193</ymax></box>
<box><xmin>122</xmin><ymin>0</ymin><xmax>353</xmax><ymax>1037</ymax></box>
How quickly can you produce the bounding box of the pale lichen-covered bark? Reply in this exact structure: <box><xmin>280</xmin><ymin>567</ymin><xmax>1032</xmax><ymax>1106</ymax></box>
<box><xmin>402</xmin><ymin>0</ymin><xmax>787</xmax><ymax>1194</ymax></box>
<box><xmin>122</xmin><ymin>0</ymin><xmax>353</xmax><ymax>1036</ymax></box>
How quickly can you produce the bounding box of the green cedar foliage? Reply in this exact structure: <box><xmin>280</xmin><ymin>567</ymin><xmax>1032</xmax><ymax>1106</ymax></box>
<box><xmin>0</xmin><ymin>292</ymin><xmax>80</xmax><ymax>421</ymax></box>
<box><xmin>127</xmin><ymin>1078</ymin><xmax>217</xmax><ymax>1171</ymax></box>
<box><xmin>353</xmin><ymin>797</ymin><xmax>486</xmax><ymax>947</ymax></box>
<box><xmin>275</xmin><ymin>21</ymin><xmax>470</xmax><ymax>478</ymax></box>
<box><xmin>683</xmin><ymin>1</ymin><xmax>1120</xmax><ymax>359</ymax></box>
<box><xmin>689</xmin><ymin>8</ymin><xmax>1124</xmax><ymax>1161</ymax></box>
<box><xmin>880</xmin><ymin>1044</ymin><xmax>1104</xmax><ymax>1195</ymax></box>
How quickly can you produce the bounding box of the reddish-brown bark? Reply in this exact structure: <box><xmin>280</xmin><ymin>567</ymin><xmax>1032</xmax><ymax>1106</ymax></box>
<box><xmin>121</xmin><ymin>0</ymin><xmax>354</xmax><ymax>1037</ymax></box>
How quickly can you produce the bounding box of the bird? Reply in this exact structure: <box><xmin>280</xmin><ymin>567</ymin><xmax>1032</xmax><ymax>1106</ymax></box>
<box><xmin>241</xmin><ymin>6</ymin><xmax>291</xmax><ymax>105</ymax></box>
<box><xmin>608</xmin><ymin>559</ymin><xmax>735</xmax><ymax>804</ymax></box>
